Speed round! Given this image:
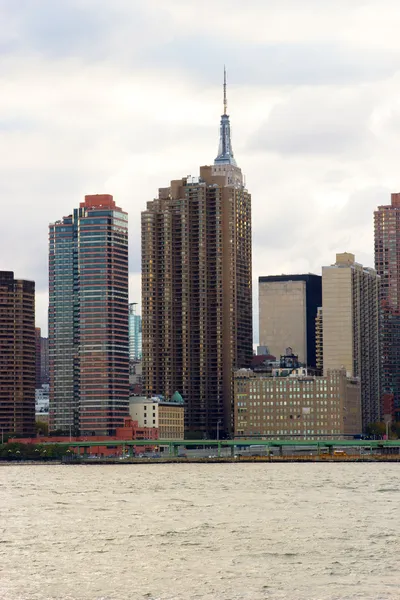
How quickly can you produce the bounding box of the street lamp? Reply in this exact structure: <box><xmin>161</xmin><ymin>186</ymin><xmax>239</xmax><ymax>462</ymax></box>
<box><xmin>384</xmin><ymin>415</ymin><xmax>391</xmax><ymax>441</ymax></box>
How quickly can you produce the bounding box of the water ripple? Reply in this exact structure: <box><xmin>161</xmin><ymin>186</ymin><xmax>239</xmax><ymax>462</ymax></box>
<box><xmin>1</xmin><ymin>464</ymin><xmax>399</xmax><ymax>600</ymax></box>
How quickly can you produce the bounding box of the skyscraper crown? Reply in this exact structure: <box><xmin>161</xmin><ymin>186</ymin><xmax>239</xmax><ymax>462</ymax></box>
<box><xmin>214</xmin><ymin>67</ymin><xmax>237</xmax><ymax>167</ymax></box>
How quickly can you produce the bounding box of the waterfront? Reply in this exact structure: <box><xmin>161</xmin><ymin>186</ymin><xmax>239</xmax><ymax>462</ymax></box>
<box><xmin>1</xmin><ymin>465</ymin><xmax>399</xmax><ymax>600</ymax></box>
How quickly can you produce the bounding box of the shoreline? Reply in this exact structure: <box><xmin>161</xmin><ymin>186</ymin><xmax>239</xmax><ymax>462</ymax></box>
<box><xmin>2</xmin><ymin>456</ymin><xmax>400</xmax><ymax>465</ymax></box>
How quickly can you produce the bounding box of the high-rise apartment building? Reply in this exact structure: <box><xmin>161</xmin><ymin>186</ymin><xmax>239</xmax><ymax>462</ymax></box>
<box><xmin>35</xmin><ymin>328</ymin><xmax>49</xmax><ymax>387</ymax></box>
<box><xmin>375</xmin><ymin>192</ymin><xmax>400</xmax><ymax>412</ymax></box>
<box><xmin>49</xmin><ymin>194</ymin><xmax>129</xmax><ymax>436</ymax></box>
<box><xmin>35</xmin><ymin>327</ymin><xmax>42</xmax><ymax>388</ymax></box>
<box><xmin>258</xmin><ymin>274</ymin><xmax>322</xmax><ymax>367</ymax></box>
<box><xmin>142</xmin><ymin>71</ymin><xmax>252</xmax><ymax>437</ymax></box>
<box><xmin>0</xmin><ymin>272</ymin><xmax>35</xmax><ymax>436</ymax></box>
<box><xmin>129</xmin><ymin>303</ymin><xmax>142</xmax><ymax>360</ymax></box>
<box><xmin>40</xmin><ymin>336</ymin><xmax>49</xmax><ymax>385</ymax></box>
<box><xmin>315</xmin><ymin>307</ymin><xmax>323</xmax><ymax>373</ymax></box>
<box><xmin>322</xmin><ymin>253</ymin><xmax>380</xmax><ymax>429</ymax></box>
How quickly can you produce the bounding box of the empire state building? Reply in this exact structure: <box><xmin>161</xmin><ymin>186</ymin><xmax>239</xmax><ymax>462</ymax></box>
<box><xmin>141</xmin><ymin>70</ymin><xmax>252</xmax><ymax>437</ymax></box>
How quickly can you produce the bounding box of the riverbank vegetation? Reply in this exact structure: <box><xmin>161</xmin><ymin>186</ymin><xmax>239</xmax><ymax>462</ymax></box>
<box><xmin>0</xmin><ymin>442</ymin><xmax>71</xmax><ymax>461</ymax></box>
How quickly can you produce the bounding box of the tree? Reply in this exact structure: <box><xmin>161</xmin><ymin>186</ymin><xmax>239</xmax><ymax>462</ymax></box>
<box><xmin>391</xmin><ymin>422</ymin><xmax>400</xmax><ymax>439</ymax></box>
<box><xmin>365</xmin><ymin>422</ymin><xmax>386</xmax><ymax>438</ymax></box>
<box><xmin>35</xmin><ymin>421</ymin><xmax>49</xmax><ymax>436</ymax></box>
<box><xmin>0</xmin><ymin>442</ymin><xmax>70</xmax><ymax>461</ymax></box>
<box><xmin>49</xmin><ymin>429</ymin><xmax>66</xmax><ymax>437</ymax></box>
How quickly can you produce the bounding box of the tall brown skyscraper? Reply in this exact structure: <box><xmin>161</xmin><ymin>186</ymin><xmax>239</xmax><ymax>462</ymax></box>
<box><xmin>375</xmin><ymin>192</ymin><xmax>400</xmax><ymax>413</ymax></box>
<box><xmin>142</xmin><ymin>71</ymin><xmax>252</xmax><ymax>437</ymax></box>
<box><xmin>0</xmin><ymin>271</ymin><xmax>35</xmax><ymax>436</ymax></box>
<box><xmin>35</xmin><ymin>327</ymin><xmax>41</xmax><ymax>388</ymax></box>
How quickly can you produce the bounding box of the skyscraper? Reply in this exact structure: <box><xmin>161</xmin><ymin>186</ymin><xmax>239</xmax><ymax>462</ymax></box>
<box><xmin>49</xmin><ymin>194</ymin><xmax>129</xmax><ymax>436</ymax></box>
<box><xmin>375</xmin><ymin>193</ymin><xmax>400</xmax><ymax>413</ymax></box>
<box><xmin>258</xmin><ymin>274</ymin><xmax>322</xmax><ymax>367</ymax></box>
<box><xmin>35</xmin><ymin>328</ymin><xmax>49</xmax><ymax>387</ymax></box>
<box><xmin>40</xmin><ymin>336</ymin><xmax>49</xmax><ymax>385</ymax></box>
<box><xmin>315</xmin><ymin>307</ymin><xmax>323</xmax><ymax>373</ymax></box>
<box><xmin>142</xmin><ymin>70</ymin><xmax>252</xmax><ymax>437</ymax></box>
<box><xmin>35</xmin><ymin>327</ymin><xmax>42</xmax><ymax>388</ymax></box>
<box><xmin>129</xmin><ymin>303</ymin><xmax>142</xmax><ymax>360</ymax></box>
<box><xmin>0</xmin><ymin>271</ymin><xmax>35</xmax><ymax>436</ymax></box>
<box><xmin>322</xmin><ymin>253</ymin><xmax>380</xmax><ymax>429</ymax></box>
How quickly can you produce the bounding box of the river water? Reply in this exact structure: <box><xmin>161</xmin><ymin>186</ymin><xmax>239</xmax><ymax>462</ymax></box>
<box><xmin>0</xmin><ymin>464</ymin><xmax>399</xmax><ymax>600</ymax></box>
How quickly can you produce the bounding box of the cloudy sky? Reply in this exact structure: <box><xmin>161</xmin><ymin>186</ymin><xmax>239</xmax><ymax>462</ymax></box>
<box><xmin>1</xmin><ymin>0</ymin><xmax>400</xmax><ymax>340</ymax></box>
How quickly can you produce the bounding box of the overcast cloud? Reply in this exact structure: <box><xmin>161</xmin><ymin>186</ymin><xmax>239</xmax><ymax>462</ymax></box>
<box><xmin>1</xmin><ymin>0</ymin><xmax>400</xmax><ymax>341</ymax></box>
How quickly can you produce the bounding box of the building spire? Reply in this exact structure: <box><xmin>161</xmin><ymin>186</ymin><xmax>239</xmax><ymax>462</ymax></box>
<box><xmin>214</xmin><ymin>67</ymin><xmax>237</xmax><ymax>167</ymax></box>
<box><xmin>223</xmin><ymin>65</ymin><xmax>227</xmax><ymax>115</ymax></box>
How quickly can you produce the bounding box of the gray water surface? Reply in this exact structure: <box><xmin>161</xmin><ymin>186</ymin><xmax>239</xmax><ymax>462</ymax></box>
<box><xmin>0</xmin><ymin>464</ymin><xmax>399</xmax><ymax>600</ymax></box>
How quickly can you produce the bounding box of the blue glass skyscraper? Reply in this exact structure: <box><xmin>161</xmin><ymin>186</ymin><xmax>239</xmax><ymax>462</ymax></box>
<box><xmin>129</xmin><ymin>303</ymin><xmax>142</xmax><ymax>360</ymax></box>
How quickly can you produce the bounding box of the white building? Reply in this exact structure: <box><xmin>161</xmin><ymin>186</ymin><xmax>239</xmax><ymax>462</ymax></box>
<box><xmin>129</xmin><ymin>393</ymin><xmax>184</xmax><ymax>440</ymax></box>
<box><xmin>35</xmin><ymin>384</ymin><xmax>49</xmax><ymax>414</ymax></box>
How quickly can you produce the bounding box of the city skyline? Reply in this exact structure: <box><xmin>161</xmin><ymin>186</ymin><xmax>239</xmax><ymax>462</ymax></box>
<box><xmin>2</xmin><ymin>1</ymin><xmax>400</xmax><ymax>341</ymax></box>
<box><xmin>2</xmin><ymin>5</ymin><xmax>400</xmax><ymax>600</ymax></box>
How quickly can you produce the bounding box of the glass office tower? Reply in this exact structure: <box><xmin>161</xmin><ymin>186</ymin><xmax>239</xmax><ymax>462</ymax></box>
<box><xmin>49</xmin><ymin>194</ymin><xmax>129</xmax><ymax>435</ymax></box>
<box><xmin>129</xmin><ymin>303</ymin><xmax>142</xmax><ymax>360</ymax></box>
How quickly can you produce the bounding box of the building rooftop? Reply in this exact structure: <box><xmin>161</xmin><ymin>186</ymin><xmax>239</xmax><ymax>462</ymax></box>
<box><xmin>129</xmin><ymin>394</ymin><xmax>184</xmax><ymax>406</ymax></box>
<box><xmin>259</xmin><ymin>273</ymin><xmax>321</xmax><ymax>283</ymax></box>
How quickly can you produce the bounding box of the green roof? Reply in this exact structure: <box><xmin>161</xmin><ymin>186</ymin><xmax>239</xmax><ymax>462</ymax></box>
<box><xmin>171</xmin><ymin>391</ymin><xmax>184</xmax><ymax>404</ymax></box>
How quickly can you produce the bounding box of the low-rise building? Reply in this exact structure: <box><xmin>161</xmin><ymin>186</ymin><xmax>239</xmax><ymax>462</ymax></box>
<box><xmin>35</xmin><ymin>383</ymin><xmax>49</xmax><ymax>411</ymax></box>
<box><xmin>9</xmin><ymin>417</ymin><xmax>158</xmax><ymax>457</ymax></box>
<box><xmin>129</xmin><ymin>392</ymin><xmax>184</xmax><ymax>440</ymax></box>
<box><xmin>35</xmin><ymin>384</ymin><xmax>49</xmax><ymax>426</ymax></box>
<box><xmin>234</xmin><ymin>367</ymin><xmax>361</xmax><ymax>439</ymax></box>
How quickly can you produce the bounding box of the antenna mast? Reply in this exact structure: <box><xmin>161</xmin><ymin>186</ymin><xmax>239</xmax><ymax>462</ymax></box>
<box><xmin>223</xmin><ymin>66</ymin><xmax>227</xmax><ymax>115</ymax></box>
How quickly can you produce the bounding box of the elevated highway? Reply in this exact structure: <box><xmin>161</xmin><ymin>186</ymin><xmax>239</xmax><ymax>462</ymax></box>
<box><xmin>42</xmin><ymin>438</ymin><xmax>400</xmax><ymax>457</ymax></box>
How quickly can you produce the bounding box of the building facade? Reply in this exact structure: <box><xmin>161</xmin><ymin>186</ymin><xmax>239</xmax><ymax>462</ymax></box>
<box><xmin>40</xmin><ymin>336</ymin><xmax>49</xmax><ymax>385</ymax></box>
<box><xmin>258</xmin><ymin>274</ymin><xmax>322</xmax><ymax>368</ymax></box>
<box><xmin>35</xmin><ymin>384</ymin><xmax>49</xmax><ymax>413</ymax></box>
<box><xmin>0</xmin><ymin>272</ymin><xmax>35</xmax><ymax>436</ymax></box>
<box><xmin>375</xmin><ymin>192</ymin><xmax>400</xmax><ymax>413</ymax></box>
<box><xmin>315</xmin><ymin>307</ymin><xmax>323</xmax><ymax>373</ymax></box>
<box><xmin>129</xmin><ymin>303</ymin><xmax>142</xmax><ymax>360</ymax></box>
<box><xmin>141</xmin><ymin>73</ymin><xmax>252</xmax><ymax>437</ymax></box>
<box><xmin>129</xmin><ymin>394</ymin><xmax>184</xmax><ymax>440</ymax></box>
<box><xmin>49</xmin><ymin>194</ymin><xmax>129</xmax><ymax>436</ymax></box>
<box><xmin>11</xmin><ymin>417</ymin><xmax>158</xmax><ymax>457</ymax></box>
<box><xmin>322</xmin><ymin>253</ymin><xmax>380</xmax><ymax>429</ymax></box>
<box><xmin>35</xmin><ymin>328</ymin><xmax>49</xmax><ymax>387</ymax></box>
<box><xmin>35</xmin><ymin>383</ymin><xmax>49</xmax><ymax>424</ymax></box>
<box><xmin>129</xmin><ymin>359</ymin><xmax>143</xmax><ymax>396</ymax></box>
<box><xmin>234</xmin><ymin>368</ymin><xmax>361</xmax><ymax>439</ymax></box>
<box><xmin>35</xmin><ymin>328</ymin><xmax>42</xmax><ymax>388</ymax></box>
